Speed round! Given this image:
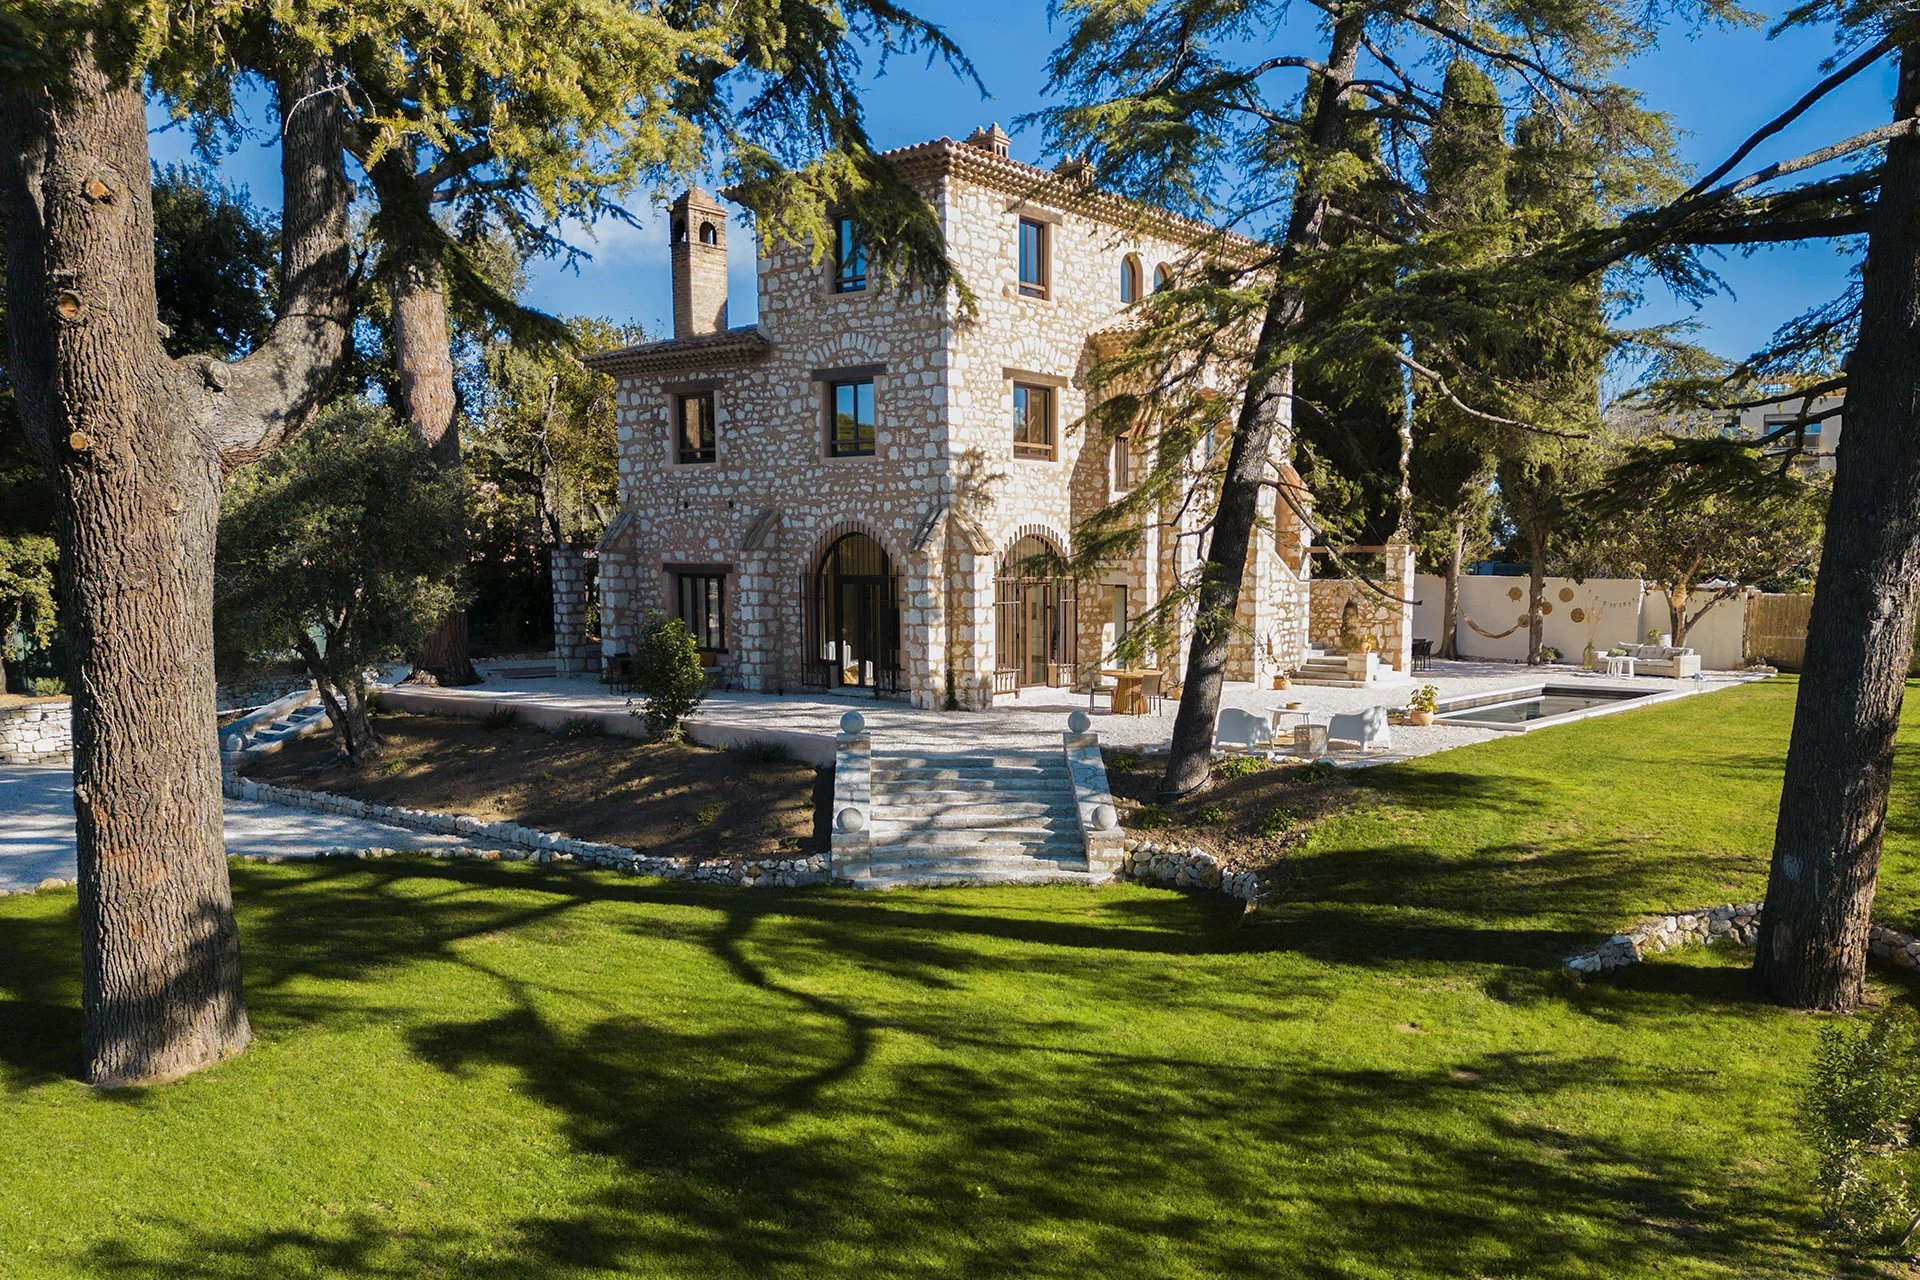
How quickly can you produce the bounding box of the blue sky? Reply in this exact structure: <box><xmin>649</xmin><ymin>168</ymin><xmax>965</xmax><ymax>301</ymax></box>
<box><xmin>150</xmin><ymin>2</ymin><xmax>1891</xmax><ymax>365</ymax></box>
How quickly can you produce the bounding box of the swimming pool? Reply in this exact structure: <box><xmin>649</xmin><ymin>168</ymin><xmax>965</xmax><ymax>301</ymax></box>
<box><xmin>1434</xmin><ymin>684</ymin><xmax>1680</xmax><ymax>732</ymax></box>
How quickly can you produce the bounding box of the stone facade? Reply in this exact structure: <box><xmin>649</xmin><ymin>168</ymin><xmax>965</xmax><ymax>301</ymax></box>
<box><xmin>0</xmin><ymin>698</ymin><xmax>71</xmax><ymax>763</ymax></box>
<box><xmin>550</xmin><ymin>545</ymin><xmax>594</xmax><ymax>675</ymax></box>
<box><xmin>1306</xmin><ymin>545</ymin><xmax>1417</xmax><ymax>675</ymax></box>
<box><xmin>590</xmin><ymin>128</ymin><xmax>1314</xmax><ymax>709</ymax></box>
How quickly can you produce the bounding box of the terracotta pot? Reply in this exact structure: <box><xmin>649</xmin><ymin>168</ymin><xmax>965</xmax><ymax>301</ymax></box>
<box><xmin>1410</xmin><ymin>710</ymin><xmax>1434</xmax><ymax>726</ymax></box>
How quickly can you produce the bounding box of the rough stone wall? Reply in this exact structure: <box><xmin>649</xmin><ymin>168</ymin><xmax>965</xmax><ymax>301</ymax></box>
<box><xmin>0</xmin><ymin>699</ymin><xmax>72</xmax><ymax>763</ymax></box>
<box><xmin>603</xmin><ymin>152</ymin><xmax>1314</xmax><ymax>706</ymax></box>
<box><xmin>550</xmin><ymin>545</ymin><xmax>593</xmax><ymax>675</ymax></box>
<box><xmin>1306</xmin><ymin>547</ymin><xmax>1412</xmax><ymax>672</ymax></box>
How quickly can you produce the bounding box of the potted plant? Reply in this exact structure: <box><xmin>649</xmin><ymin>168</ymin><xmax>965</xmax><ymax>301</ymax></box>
<box><xmin>1274</xmin><ymin>667</ymin><xmax>1293</xmax><ymax>691</ymax></box>
<box><xmin>1409</xmin><ymin>684</ymin><xmax>1439</xmax><ymax>726</ymax></box>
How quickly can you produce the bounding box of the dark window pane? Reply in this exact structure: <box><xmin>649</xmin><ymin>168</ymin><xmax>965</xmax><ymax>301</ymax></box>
<box><xmin>1019</xmin><ymin>219</ymin><xmax>1047</xmax><ymax>298</ymax></box>
<box><xmin>1013</xmin><ymin>384</ymin><xmax>1054</xmax><ymax>459</ymax></box>
<box><xmin>677</xmin><ymin>392</ymin><xmax>715</xmax><ymax>464</ymax></box>
<box><xmin>676</xmin><ymin>573</ymin><xmax>726</xmax><ymax>650</ymax></box>
<box><xmin>1120</xmin><ymin>258</ymin><xmax>1138</xmax><ymax>303</ymax></box>
<box><xmin>829</xmin><ymin>379</ymin><xmax>876</xmax><ymax>457</ymax></box>
<box><xmin>834</xmin><ymin>217</ymin><xmax>867</xmax><ymax>293</ymax></box>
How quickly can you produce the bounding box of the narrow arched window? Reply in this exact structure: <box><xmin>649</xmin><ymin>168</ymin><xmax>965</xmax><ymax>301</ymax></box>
<box><xmin>699</xmin><ymin>221</ymin><xmax>719</xmax><ymax>245</ymax></box>
<box><xmin>1120</xmin><ymin>255</ymin><xmax>1142</xmax><ymax>303</ymax></box>
<box><xmin>1152</xmin><ymin>263</ymin><xmax>1172</xmax><ymax>292</ymax></box>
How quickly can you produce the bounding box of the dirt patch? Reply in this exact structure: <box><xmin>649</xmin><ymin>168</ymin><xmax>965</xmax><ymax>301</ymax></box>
<box><xmin>1102</xmin><ymin>748</ymin><xmax>1361</xmax><ymax>873</ymax></box>
<box><xmin>245</xmin><ymin>711</ymin><xmax>830</xmax><ymax>860</ymax></box>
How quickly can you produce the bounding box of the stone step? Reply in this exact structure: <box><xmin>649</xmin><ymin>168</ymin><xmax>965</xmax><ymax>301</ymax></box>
<box><xmin>870</xmin><ymin>766</ymin><xmax>1062</xmax><ymax>785</ymax></box>
<box><xmin>872</xmin><ymin>754</ymin><xmax>1052</xmax><ymax>770</ymax></box>
<box><xmin>872</xmin><ymin>799</ymin><xmax>1077</xmax><ymax>821</ymax></box>
<box><xmin>862</xmin><ymin>866</ymin><xmax>1105</xmax><ymax>889</ymax></box>
<box><xmin>1290</xmin><ymin>676</ymin><xmax>1369</xmax><ymax>688</ymax></box>
<box><xmin>876</xmin><ymin>786</ymin><xmax>1076</xmax><ymax>805</ymax></box>
<box><xmin>869</xmin><ymin>824</ymin><xmax>1085</xmax><ymax>850</ymax></box>
<box><xmin>866</xmin><ymin>850</ymin><xmax>1091</xmax><ymax>877</ymax></box>
<box><xmin>873</xmin><ymin>814</ymin><xmax>1080</xmax><ymax>838</ymax></box>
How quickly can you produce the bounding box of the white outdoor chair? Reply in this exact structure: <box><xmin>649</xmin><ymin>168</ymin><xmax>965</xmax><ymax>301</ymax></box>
<box><xmin>1214</xmin><ymin>707</ymin><xmax>1275</xmax><ymax>756</ymax></box>
<box><xmin>1326</xmin><ymin>706</ymin><xmax>1392</xmax><ymax>754</ymax></box>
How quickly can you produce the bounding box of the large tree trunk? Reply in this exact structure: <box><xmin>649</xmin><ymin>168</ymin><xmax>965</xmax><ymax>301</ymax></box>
<box><xmin>373</xmin><ymin>153</ymin><xmax>479</xmax><ymax>687</ymax></box>
<box><xmin>1</xmin><ymin>50</ymin><xmax>351</xmax><ymax>1085</ymax></box>
<box><xmin>1752</xmin><ymin>43</ymin><xmax>1920</xmax><ymax>1012</ymax></box>
<box><xmin>1158</xmin><ymin>15</ymin><xmax>1366</xmax><ymax>797</ymax></box>
<box><xmin>1439</xmin><ymin>512</ymin><xmax>1466</xmax><ymax>660</ymax></box>
<box><xmin>295</xmin><ymin>635</ymin><xmax>381</xmax><ymax>764</ymax></box>
<box><xmin>1526</xmin><ymin>519</ymin><xmax>1548</xmax><ymax>664</ymax></box>
<box><xmin>1666</xmin><ymin>582</ymin><xmax>1691</xmax><ymax>649</ymax></box>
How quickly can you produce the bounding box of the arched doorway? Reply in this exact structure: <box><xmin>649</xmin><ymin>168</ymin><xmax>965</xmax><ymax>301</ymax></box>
<box><xmin>995</xmin><ymin>534</ymin><xmax>1076</xmax><ymax>691</ymax></box>
<box><xmin>805</xmin><ymin>532</ymin><xmax>902</xmax><ymax>697</ymax></box>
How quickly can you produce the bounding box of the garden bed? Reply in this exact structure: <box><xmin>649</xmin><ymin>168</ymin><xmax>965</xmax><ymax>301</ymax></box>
<box><xmin>1103</xmin><ymin>748</ymin><xmax>1359</xmax><ymax>870</ymax></box>
<box><xmin>243</xmin><ymin>710</ymin><xmax>829</xmax><ymax>860</ymax></box>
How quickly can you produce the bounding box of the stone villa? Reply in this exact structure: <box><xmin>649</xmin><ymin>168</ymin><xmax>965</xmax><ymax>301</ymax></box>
<box><xmin>585</xmin><ymin>126</ymin><xmax>1316</xmax><ymax>710</ymax></box>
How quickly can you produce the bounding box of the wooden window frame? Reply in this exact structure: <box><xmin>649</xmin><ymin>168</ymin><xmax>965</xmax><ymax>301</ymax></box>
<box><xmin>1018</xmin><ymin>217</ymin><xmax>1049</xmax><ymax>299</ymax></box>
<box><xmin>675</xmin><ymin>572</ymin><xmax>727</xmax><ymax>652</ymax></box>
<box><xmin>832</xmin><ymin>215</ymin><xmax>867</xmax><ymax>294</ymax></box>
<box><xmin>1120</xmin><ymin>255</ymin><xmax>1141</xmax><ymax>304</ymax></box>
<box><xmin>1012</xmin><ymin>383</ymin><xmax>1056</xmax><ymax>460</ymax></box>
<box><xmin>675</xmin><ymin>390</ymin><xmax>716</xmax><ymax>465</ymax></box>
<box><xmin>827</xmin><ymin>378</ymin><xmax>877</xmax><ymax>458</ymax></box>
<box><xmin>1111</xmin><ymin>436</ymin><xmax>1132</xmax><ymax>490</ymax></box>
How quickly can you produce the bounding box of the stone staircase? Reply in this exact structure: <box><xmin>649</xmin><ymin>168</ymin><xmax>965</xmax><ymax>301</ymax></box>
<box><xmin>863</xmin><ymin>750</ymin><xmax>1101</xmax><ymax>887</ymax></box>
<box><xmin>1291</xmin><ymin>649</ymin><xmax>1369</xmax><ymax>688</ymax></box>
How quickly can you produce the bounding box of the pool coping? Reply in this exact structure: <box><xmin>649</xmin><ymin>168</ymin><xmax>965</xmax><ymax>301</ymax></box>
<box><xmin>1433</xmin><ymin>682</ymin><xmax>1697</xmax><ymax>733</ymax></box>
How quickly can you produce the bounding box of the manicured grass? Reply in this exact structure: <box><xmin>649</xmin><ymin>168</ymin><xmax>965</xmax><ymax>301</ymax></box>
<box><xmin>0</xmin><ymin>677</ymin><xmax>1914</xmax><ymax>1278</ymax></box>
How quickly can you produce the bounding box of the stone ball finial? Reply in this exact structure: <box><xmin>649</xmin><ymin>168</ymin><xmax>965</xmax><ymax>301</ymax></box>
<box><xmin>1092</xmin><ymin>804</ymin><xmax>1117</xmax><ymax>831</ymax></box>
<box><xmin>839</xmin><ymin>710</ymin><xmax>866</xmax><ymax>735</ymax></box>
<box><xmin>1067</xmin><ymin>710</ymin><xmax>1091</xmax><ymax>735</ymax></box>
<box><xmin>223</xmin><ymin>734</ymin><xmax>244</xmax><ymax>753</ymax></box>
<box><xmin>835</xmin><ymin>807</ymin><xmax>866</xmax><ymax>834</ymax></box>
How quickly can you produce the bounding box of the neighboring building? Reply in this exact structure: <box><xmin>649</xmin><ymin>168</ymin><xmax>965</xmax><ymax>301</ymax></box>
<box><xmin>1729</xmin><ymin>390</ymin><xmax>1843</xmax><ymax>473</ymax></box>
<box><xmin>585</xmin><ymin>125</ymin><xmax>1313</xmax><ymax>709</ymax></box>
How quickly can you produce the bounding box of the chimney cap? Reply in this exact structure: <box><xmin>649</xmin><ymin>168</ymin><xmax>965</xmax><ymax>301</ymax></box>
<box><xmin>963</xmin><ymin>123</ymin><xmax>1012</xmax><ymax>158</ymax></box>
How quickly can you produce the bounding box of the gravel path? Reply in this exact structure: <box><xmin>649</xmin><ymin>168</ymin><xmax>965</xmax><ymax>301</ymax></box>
<box><xmin>0</xmin><ymin>764</ymin><xmax>498</xmax><ymax>892</ymax></box>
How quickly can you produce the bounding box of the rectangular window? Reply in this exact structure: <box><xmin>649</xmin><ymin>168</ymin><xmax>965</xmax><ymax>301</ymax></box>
<box><xmin>1111</xmin><ymin>584</ymin><xmax>1130</xmax><ymax>646</ymax></box>
<box><xmin>1111</xmin><ymin>436</ymin><xmax>1132</xmax><ymax>490</ymax></box>
<box><xmin>1013</xmin><ymin>383</ymin><xmax>1055</xmax><ymax>460</ymax></box>
<box><xmin>828</xmin><ymin>379</ymin><xmax>876</xmax><ymax>457</ymax></box>
<box><xmin>833</xmin><ymin>216</ymin><xmax>867</xmax><ymax>293</ymax></box>
<box><xmin>676</xmin><ymin>573</ymin><xmax>726</xmax><ymax>650</ymax></box>
<box><xmin>1018</xmin><ymin>217</ymin><xmax>1048</xmax><ymax>299</ymax></box>
<box><xmin>676</xmin><ymin>391</ymin><xmax>715</xmax><ymax>464</ymax></box>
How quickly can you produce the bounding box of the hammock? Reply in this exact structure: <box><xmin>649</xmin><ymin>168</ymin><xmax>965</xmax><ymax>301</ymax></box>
<box><xmin>1462</xmin><ymin>613</ymin><xmax>1529</xmax><ymax>640</ymax></box>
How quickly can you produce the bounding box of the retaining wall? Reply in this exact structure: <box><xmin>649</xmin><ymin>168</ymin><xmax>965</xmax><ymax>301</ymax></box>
<box><xmin>0</xmin><ymin>699</ymin><xmax>71</xmax><ymax>764</ymax></box>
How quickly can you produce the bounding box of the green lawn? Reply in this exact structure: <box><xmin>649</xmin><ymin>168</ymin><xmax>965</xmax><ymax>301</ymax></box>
<box><xmin>1</xmin><ymin>677</ymin><xmax>1915</xmax><ymax>1279</ymax></box>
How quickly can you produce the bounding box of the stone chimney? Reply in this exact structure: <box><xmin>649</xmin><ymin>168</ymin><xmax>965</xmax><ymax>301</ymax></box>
<box><xmin>670</xmin><ymin>187</ymin><xmax>728</xmax><ymax>340</ymax></box>
<box><xmin>963</xmin><ymin>123</ymin><xmax>1012</xmax><ymax>158</ymax></box>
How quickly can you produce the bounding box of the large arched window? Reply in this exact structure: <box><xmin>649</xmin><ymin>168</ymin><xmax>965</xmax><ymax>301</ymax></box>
<box><xmin>806</xmin><ymin>533</ymin><xmax>901</xmax><ymax>696</ymax></box>
<box><xmin>995</xmin><ymin>535</ymin><xmax>1076</xmax><ymax>690</ymax></box>
<box><xmin>1120</xmin><ymin>255</ymin><xmax>1143</xmax><ymax>303</ymax></box>
<box><xmin>698</xmin><ymin>220</ymin><xmax>719</xmax><ymax>245</ymax></box>
<box><xmin>1152</xmin><ymin>263</ymin><xmax>1172</xmax><ymax>292</ymax></box>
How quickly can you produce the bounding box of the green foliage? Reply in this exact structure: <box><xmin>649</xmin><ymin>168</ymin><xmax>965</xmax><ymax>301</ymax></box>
<box><xmin>731</xmin><ymin>740</ymin><xmax>796</xmax><ymax>767</ymax></box>
<box><xmin>24</xmin><ymin>676</ymin><xmax>64</xmax><ymax>698</ymax></box>
<box><xmin>216</xmin><ymin>405</ymin><xmax>463</xmax><ymax>759</ymax></box>
<box><xmin>1292</xmin><ymin>760</ymin><xmax>1342</xmax><ymax>785</ymax></box>
<box><xmin>0</xmin><ymin>534</ymin><xmax>56</xmax><ymax>692</ymax></box>
<box><xmin>1194</xmin><ymin>803</ymin><xmax>1228</xmax><ymax>826</ymax></box>
<box><xmin>631</xmin><ymin>611</ymin><xmax>707</xmax><ymax>739</ymax></box>
<box><xmin>480</xmin><ymin>707</ymin><xmax>521</xmax><ymax>732</ymax></box>
<box><xmin>150</xmin><ymin>163</ymin><xmax>277</xmax><ymax>359</ymax></box>
<box><xmin>1135</xmin><ymin>805</ymin><xmax>1168</xmax><ymax>830</ymax></box>
<box><xmin>1410</xmin><ymin>685</ymin><xmax>1440</xmax><ymax>715</ymax></box>
<box><xmin>694</xmin><ymin>802</ymin><xmax>724</xmax><ymax>826</ymax></box>
<box><xmin>1107</xmin><ymin>751</ymin><xmax>1139</xmax><ymax>773</ymax></box>
<box><xmin>1211</xmin><ymin>755</ymin><xmax>1272</xmax><ymax>780</ymax></box>
<box><xmin>1797</xmin><ymin>1006</ymin><xmax>1920</xmax><ymax>1245</ymax></box>
<box><xmin>1258</xmin><ymin>805</ymin><xmax>1297</xmax><ymax>837</ymax></box>
<box><xmin>558</xmin><ymin>716</ymin><xmax>606</xmax><ymax>739</ymax></box>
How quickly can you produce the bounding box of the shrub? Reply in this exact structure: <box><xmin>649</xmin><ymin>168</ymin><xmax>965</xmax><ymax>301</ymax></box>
<box><xmin>943</xmin><ymin>667</ymin><xmax>961</xmax><ymax>712</ymax></box>
<box><xmin>558</xmin><ymin>715</ymin><xmax>605</xmax><ymax>738</ymax></box>
<box><xmin>1410</xmin><ymin>684</ymin><xmax>1439</xmax><ymax>715</ymax></box>
<box><xmin>732</xmin><ymin>739</ymin><xmax>794</xmax><ymax>766</ymax></box>
<box><xmin>1540</xmin><ymin>645</ymin><xmax>1561</xmax><ymax>663</ymax></box>
<box><xmin>1212</xmin><ymin>755</ymin><xmax>1269</xmax><ymax>780</ymax></box>
<box><xmin>1194</xmin><ymin>803</ymin><xmax>1227</xmax><ymax>825</ymax></box>
<box><xmin>25</xmin><ymin>676</ymin><xmax>65</xmax><ymax>698</ymax></box>
<box><xmin>632</xmin><ymin>610</ymin><xmax>707</xmax><ymax>738</ymax></box>
<box><xmin>694</xmin><ymin>801</ymin><xmax>723</xmax><ymax>825</ymax></box>
<box><xmin>1292</xmin><ymin>760</ymin><xmax>1341</xmax><ymax>784</ymax></box>
<box><xmin>1797</xmin><ymin>1006</ymin><xmax>1920</xmax><ymax>1245</ymax></box>
<box><xmin>480</xmin><ymin>706</ymin><xmax>520</xmax><ymax>732</ymax></box>
<box><xmin>1135</xmin><ymin>805</ymin><xmax>1168</xmax><ymax>830</ymax></box>
<box><xmin>1259</xmin><ymin>805</ymin><xmax>1297</xmax><ymax>837</ymax></box>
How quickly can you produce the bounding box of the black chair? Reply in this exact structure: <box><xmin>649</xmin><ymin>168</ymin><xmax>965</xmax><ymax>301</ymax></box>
<box><xmin>1411</xmin><ymin>638</ymin><xmax>1434</xmax><ymax>671</ymax></box>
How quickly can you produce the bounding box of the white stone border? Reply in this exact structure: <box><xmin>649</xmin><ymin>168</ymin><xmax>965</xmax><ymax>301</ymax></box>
<box><xmin>222</xmin><ymin>774</ymin><xmax>828</xmax><ymax>888</ymax></box>
<box><xmin>1565</xmin><ymin>901</ymin><xmax>1920</xmax><ymax>977</ymax></box>
<box><xmin>1120</xmin><ymin>839</ymin><xmax>1265</xmax><ymax>906</ymax></box>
